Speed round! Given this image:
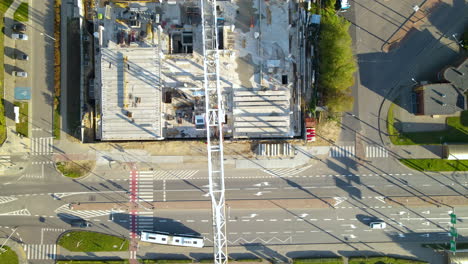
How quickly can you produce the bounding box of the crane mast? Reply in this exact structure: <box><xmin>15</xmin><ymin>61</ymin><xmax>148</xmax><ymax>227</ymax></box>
<box><xmin>200</xmin><ymin>0</ymin><xmax>228</xmax><ymax>263</ymax></box>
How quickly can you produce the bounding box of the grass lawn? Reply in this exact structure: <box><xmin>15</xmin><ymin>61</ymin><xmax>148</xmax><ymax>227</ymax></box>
<box><xmin>14</xmin><ymin>101</ymin><xmax>28</xmax><ymax>137</ymax></box>
<box><xmin>57</xmin><ymin>261</ymin><xmax>130</xmax><ymax>264</ymax></box>
<box><xmin>400</xmin><ymin>159</ymin><xmax>468</xmax><ymax>171</ymax></box>
<box><xmin>388</xmin><ymin>107</ymin><xmax>468</xmax><ymax>145</ymax></box>
<box><xmin>423</xmin><ymin>242</ymin><xmax>468</xmax><ymax>250</ymax></box>
<box><xmin>0</xmin><ymin>0</ymin><xmax>14</xmax><ymax>13</ymax></box>
<box><xmin>348</xmin><ymin>257</ymin><xmax>427</xmax><ymax>264</ymax></box>
<box><xmin>0</xmin><ymin>246</ymin><xmax>19</xmax><ymax>264</ymax></box>
<box><xmin>54</xmin><ymin>103</ymin><xmax>61</xmax><ymax>139</ymax></box>
<box><xmin>0</xmin><ymin>0</ymin><xmax>14</xmax><ymax>145</ymax></box>
<box><xmin>293</xmin><ymin>258</ymin><xmax>343</xmax><ymax>264</ymax></box>
<box><xmin>58</xmin><ymin>231</ymin><xmax>129</xmax><ymax>252</ymax></box>
<box><xmin>56</xmin><ymin>160</ymin><xmax>95</xmax><ymax>178</ymax></box>
<box><xmin>13</xmin><ymin>2</ymin><xmax>28</xmax><ymax>22</ymax></box>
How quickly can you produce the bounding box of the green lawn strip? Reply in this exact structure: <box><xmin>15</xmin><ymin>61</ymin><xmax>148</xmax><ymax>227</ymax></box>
<box><xmin>14</xmin><ymin>101</ymin><xmax>28</xmax><ymax>137</ymax></box>
<box><xmin>0</xmin><ymin>245</ymin><xmax>19</xmax><ymax>264</ymax></box>
<box><xmin>348</xmin><ymin>257</ymin><xmax>427</xmax><ymax>264</ymax></box>
<box><xmin>400</xmin><ymin>159</ymin><xmax>468</xmax><ymax>171</ymax></box>
<box><xmin>54</xmin><ymin>102</ymin><xmax>61</xmax><ymax>139</ymax></box>
<box><xmin>13</xmin><ymin>2</ymin><xmax>28</xmax><ymax>22</ymax></box>
<box><xmin>58</xmin><ymin>231</ymin><xmax>129</xmax><ymax>252</ymax></box>
<box><xmin>57</xmin><ymin>261</ymin><xmax>129</xmax><ymax>264</ymax></box>
<box><xmin>423</xmin><ymin>242</ymin><xmax>468</xmax><ymax>250</ymax></box>
<box><xmin>293</xmin><ymin>258</ymin><xmax>343</xmax><ymax>264</ymax></box>
<box><xmin>388</xmin><ymin>109</ymin><xmax>468</xmax><ymax>145</ymax></box>
<box><xmin>142</xmin><ymin>260</ymin><xmax>193</xmax><ymax>264</ymax></box>
<box><xmin>0</xmin><ymin>0</ymin><xmax>14</xmax><ymax>13</ymax></box>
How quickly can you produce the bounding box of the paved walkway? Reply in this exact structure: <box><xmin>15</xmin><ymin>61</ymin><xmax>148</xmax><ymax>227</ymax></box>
<box><xmin>55</xmin><ymin>241</ymin><xmax>446</xmax><ymax>263</ymax></box>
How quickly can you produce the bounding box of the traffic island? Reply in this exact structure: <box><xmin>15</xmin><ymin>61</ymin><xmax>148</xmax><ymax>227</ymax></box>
<box><xmin>58</xmin><ymin>231</ymin><xmax>129</xmax><ymax>252</ymax></box>
<box><xmin>0</xmin><ymin>245</ymin><xmax>19</xmax><ymax>264</ymax></box>
<box><xmin>55</xmin><ymin>160</ymin><xmax>95</xmax><ymax>179</ymax></box>
<box><xmin>14</xmin><ymin>101</ymin><xmax>28</xmax><ymax>137</ymax></box>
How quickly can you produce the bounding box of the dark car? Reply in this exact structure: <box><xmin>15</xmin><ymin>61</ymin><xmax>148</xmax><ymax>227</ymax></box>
<box><xmin>70</xmin><ymin>219</ymin><xmax>92</xmax><ymax>228</ymax></box>
<box><xmin>15</xmin><ymin>51</ymin><xmax>29</xmax><ymax>61</ymax></box>
<box><xmin>12</xmin><ymin>23</ymin><xmax>26</xmax><ymax>32</ymax></box>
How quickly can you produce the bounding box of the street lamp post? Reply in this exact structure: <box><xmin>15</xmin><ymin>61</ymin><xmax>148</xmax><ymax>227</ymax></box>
<box><xmin>0</xmin><ymin>227</ymin><xmax>18</xmax><ymax>255</ymax></box>
<box><xmin>40</xmin><ymin>32</ymin><xmax>56</xmax><ymax>41</ymax></box>
<box><xmin>452</xmin><ymin>34</ymin><xmax>464</xmax><ymax>48</ymax></box>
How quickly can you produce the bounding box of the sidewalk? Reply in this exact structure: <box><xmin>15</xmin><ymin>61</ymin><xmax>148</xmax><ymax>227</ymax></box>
<box><xmin>56</xmin><ymin>241</ymin><xmax>446</xmax><ymax>263</ymax></box>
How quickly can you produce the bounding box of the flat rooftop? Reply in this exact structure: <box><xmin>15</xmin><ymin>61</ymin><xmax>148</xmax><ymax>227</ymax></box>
<box><xmin>100</xmin><ymin>48</ymin><xmax>162</xmax><ymax>140</ymax></box>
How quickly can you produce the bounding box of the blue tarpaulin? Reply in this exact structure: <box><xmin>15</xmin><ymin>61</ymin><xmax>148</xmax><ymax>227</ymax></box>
<box><xmin>14</xmin><ymin>87</ymin><xmax>31</xmax><ymax>100</ymax></box>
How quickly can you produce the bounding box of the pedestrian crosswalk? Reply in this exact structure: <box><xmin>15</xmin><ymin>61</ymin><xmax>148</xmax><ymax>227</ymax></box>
<box><xmin>54</xmin><ymin>204</ymin><xmax>114</xmax><ymax>219</ymax></box>
<box><xmin>0</xmin><ymin>155</ymin><xmax>11</xmax><ymax>164</ymax></box>
<box><xmin>136</xmin><ymin>211</ymin><xmax>154</xmax><ymax>232</ymax></box>
<box><xmin>31</xmin><ymin>137</ymin><xmax>54</xmax><ymax>155</ymax></box>
<box><xmin>153</xmin><ymin>169</ymin><xmax>199</xmax><ymax>180</ymax></box>
<box><xmin>32</xmin><ymin>161</ymin><xmax>54</xmax><ymax>165</ymax></box>
<box><xmin>262</xmin><ymin>165</ymin><xmax>312</xmax><ymax>177</ymax></box>
<box><xmin>136</xmin><ymin>171</ymin><xmax>154</xmax><ymax>203</ymax></box>
<box><xmin>0</xmin><ymin>196</ymin><xmax>18</xmax><ymax>205</ymax></box>
<box><xmin>365</xmin><ymin>145</ymin><xmax>389</xmax><ymax>158</ymax></box>
<box><xmin>329</xmin><ymin>146</ymin><xmax>355</xmax><ymax>158</ymax></box>
<box><xmin>24</xmin><ymin>244</ymin><xmax>56</xmax><ymax>260</ymax></box>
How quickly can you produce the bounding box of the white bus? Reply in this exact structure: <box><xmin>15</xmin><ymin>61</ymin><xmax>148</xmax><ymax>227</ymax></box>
<box><xmin>140</xmin><ymin>231</ymin><xmax>204</xmax><ymax>248</ymax></box>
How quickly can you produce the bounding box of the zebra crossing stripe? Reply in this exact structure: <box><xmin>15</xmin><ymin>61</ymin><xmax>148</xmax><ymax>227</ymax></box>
<box><xmin>54</xmin><ymin>204</ymin><xmax>119</xmax><ymax>219</ymax></box>
<box><xmin>329</xmin><ymin>146</ymin><xmax>355</xmax><ymax>158</ymax></box>
<box><xmin>0</xmin><ymin>196</ymin><xmax>18</xmax><ymax>205</ymax></box>
<box><xmin>152</xmin><ymin>170</ymin><xmax>199</xmax><ymax>180</ymax></box>
<box><xmin>24</xmin><ymin>244</ymin><xmax>56</xmax><ymax>260</ymax></box>
<box><xmin>0</xmin><ymin>209</ymin><xmax>31</xmax><ymax>216</ymax></box>
<box><xmin>31</xmin><ymin>137</ymin><xmax>54</xmax><ymax>155</ymax></box>
<box><xmin>365</xmin><ymin>145</ymin><xmax>389</xmax><ymax>158</ymax></box>
<box><xmin>262</xmin><ymin>165</ymin><xmax>313</xmax><ymax>177</ymax></box>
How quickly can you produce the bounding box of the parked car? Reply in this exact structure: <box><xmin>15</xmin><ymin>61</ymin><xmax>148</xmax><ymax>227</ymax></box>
<box><xmin>12</xmin><ymin>23</ymin><xmax>26</xmax><ymax>32</ymax></box>
<box><xmin>70</xmin><ymin>219</ymin><xmax>92</xmax><ymax>228</ymax></box>
<box><xmin>14</xmin><ymin>51</ymin><xmax>29</xmax><ymax>61</ymax></box>
<box><xmin>12</xmin><ymin>33</ymin><xmax>28</xmax><ymax>40</ymax></box>
<box><xmin>369</xmin><ymin>222</ymin><xmax>387</xmax><ymax>229</ymax></box>
<box><xmin>12</xmin><ymin>71</ymin><xmax>27</xmax><ymax>77</ymax></box>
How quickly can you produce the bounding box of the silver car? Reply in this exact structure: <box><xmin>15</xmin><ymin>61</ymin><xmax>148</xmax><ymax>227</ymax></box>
<box><xmin>12</xmin><ymin>33</ymin><xmax>28</xmax><ymax>40</ymax></box>
<box><xmin>369</xmin><ymin>222</ymin><xmax>387</xmax><ymax>229</ymax></box>
<box><xmin>12</xmin><ymin>71</ymin><xmax>28</xmax><ymax>77</ymax></box>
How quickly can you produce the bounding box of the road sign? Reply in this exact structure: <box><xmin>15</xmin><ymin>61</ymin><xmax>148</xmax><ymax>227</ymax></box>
<box><xmin>450</xmin><ymin>213</ymin><xmax>457</xmax><ymax>224</ymax></box>
<box><xmin>450</xmin><ymin>227</ymin><xmax>458</xmax><ymax>238</ymax></box>
<box><xmin>450</xmin><ymin>240</ymin><xmax>456</xmax><ymax>252</ymax></box>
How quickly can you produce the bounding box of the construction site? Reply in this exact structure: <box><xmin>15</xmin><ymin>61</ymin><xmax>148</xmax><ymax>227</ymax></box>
<box><xmin>91</xmin><ymin>0</ymin><xmax>302</xmax><ymax>141</ymax></box>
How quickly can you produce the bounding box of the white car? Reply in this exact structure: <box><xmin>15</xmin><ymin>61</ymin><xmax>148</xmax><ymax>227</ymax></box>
<box><xmin>12</xmin><ymin>33</ymin><xmax>28</xmax><ymax>40</ymax></box>
<box><xmin>369</xmin><ymin>222</ymin><xmax>387</xmax><ymax>229</ymax></box>
<box><xmin>12</xmin><ymin>71</ymin><xmax>28</xmax><ymax>78</ymax></box>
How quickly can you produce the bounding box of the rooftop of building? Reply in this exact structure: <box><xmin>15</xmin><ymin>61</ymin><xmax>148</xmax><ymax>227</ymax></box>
<box><xmin>443</xmin><ymin>57</ymin><xmax>468</xmax><ymax>92</ymax></box>
<box><xmin>419</xmin><ymin>83</ymin><xmax>465</xmax><ymax>116</ymax></box>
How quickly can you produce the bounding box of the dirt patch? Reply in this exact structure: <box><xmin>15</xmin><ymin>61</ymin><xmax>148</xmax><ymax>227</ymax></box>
<box><xmin>90</xmin><ymin>140</ymin><xmax>255</xmax><ymax>157</ymax></box>
<box><xmin>56</xmin><ymin>160</ymin><xmax>96</xmax><ymax>178</ymax></box>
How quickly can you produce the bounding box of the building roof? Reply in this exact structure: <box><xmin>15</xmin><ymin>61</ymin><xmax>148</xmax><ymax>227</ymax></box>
<box><xmin>100</xmin><ymin>47</ymin><xmax>162</xmax><ymax>140</ymax></box>
<box><xmin>420</xmin><ymin>83</ymin><xmax>465</xmax><ymax>115</ymax></box>
<box><xmin>443</xmin><ymin>57</ymin><xmax>468</xmax><ymax>92</ymax></box>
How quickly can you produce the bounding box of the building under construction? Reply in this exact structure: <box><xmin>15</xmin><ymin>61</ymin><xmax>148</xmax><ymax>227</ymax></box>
<box><xmin>91</xmin><ymin>0</ymin><xmax>301</xmax><ymax>140</ymax></box>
